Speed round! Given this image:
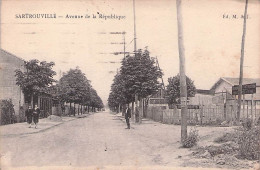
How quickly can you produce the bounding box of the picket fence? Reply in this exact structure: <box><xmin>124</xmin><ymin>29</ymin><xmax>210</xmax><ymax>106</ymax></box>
<box><xmin>146</xmin><ymin>105</ymin><xmax>260</xmax><ymax>125</ymax></box>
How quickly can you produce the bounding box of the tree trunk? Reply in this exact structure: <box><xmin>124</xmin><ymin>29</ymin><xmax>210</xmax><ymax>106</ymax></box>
<box><xmin>30</xmin><ymin>94</ymin><xmax>33</xmax><ymax>107</ymax></box>
<box><xmin>122</xmin><ymin>104</ymin><xmax>126</xmax><ymax>117</ymax></box>
<box><xmin>135</xmin><ymin>94</ymin><xmax>139</xmax><ymax>123</ymax></box>
<box><xmin>139</xmin><ymin>98</ymin><xmax>143</xmax><ymax>124</ymax></box>
<box><xmin>69</xmin><ymin>102</ymin><xmax>71</xmax><ymax>116</ymax></box>
<box><xmin>80</xmin><ymin>104</ymin><xmax>83</xmax><ymax>114</ymax></box>
<box><xmin>131</xmin><ymin>102</ymin><xmax>135</xmax><ymax>122</ymax></box>
<box><xmin>73</xmin><ymin>103</ymin><xmax>76</xmax><ymax>116</ymax></box>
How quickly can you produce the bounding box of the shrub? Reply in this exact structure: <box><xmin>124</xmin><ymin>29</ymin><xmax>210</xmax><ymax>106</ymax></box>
<box><xmin>206</xmin><ymin>143</ymin><xmax>238</xmax><ymax>157</ymax></box>
<box><xmin>18</xmin><ymin>106</ymin><xmax>26</xmax><ymax>123</ymax></box>
<box><xmin>182</xmin><ymin>128</ymin><xmax>199</xmax><ymax>148</ymax></box>
<box><xmin>237</xmin><ymin>126</ymin><xmax>260</xmax><ymax>160</ymax></box>
<box><xmin>0</xmin><ymin>99</ymin><xmax>15</xmax><ymax>125</ymax></box>
<box><xmin>241</xmin><ymin>118</ymin><xmax>253</xmax><ymax>130</ymax></box>
<box><xmin>257</xmin><ymin>117</ymin><xmax>260</xmax><ymax>126</ymax></box>
<box><xmin>214</xmin><ymin>132</ymin><xmax>238</xmax><ymax>143</ymax></box>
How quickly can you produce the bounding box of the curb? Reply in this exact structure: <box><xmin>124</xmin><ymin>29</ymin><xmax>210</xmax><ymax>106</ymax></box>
<box><xmin>1</xmin><ymin>114</ymin><xmax>91</xmax><ymax>138</ymax></box>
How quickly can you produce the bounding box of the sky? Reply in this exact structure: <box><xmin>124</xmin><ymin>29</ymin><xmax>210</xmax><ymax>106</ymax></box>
<box><xmin>1</xmin><ymin>0</ymin><xmax>260</xmax><ymax>105</ymax></box>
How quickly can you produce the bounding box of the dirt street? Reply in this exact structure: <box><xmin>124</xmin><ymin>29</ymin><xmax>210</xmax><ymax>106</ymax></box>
<box><xmin>1</xmin><ymin>111</ymin><xmax>251</xmax><ymax>169</ymax></box>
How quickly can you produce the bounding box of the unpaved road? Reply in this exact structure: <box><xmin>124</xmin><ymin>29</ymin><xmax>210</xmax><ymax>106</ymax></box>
<box><xmin>0</xmin><ymin>111</ymin><xmax>242</xmax><ymax>169</ymax></box>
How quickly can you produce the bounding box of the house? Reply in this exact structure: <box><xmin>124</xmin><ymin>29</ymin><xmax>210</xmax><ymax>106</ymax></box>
<box><xmin>210</xmin><ymin>77</ymin><xmax>260</xmax><ymax>108</ymax></box>
<box><xmin>188</xmin><ymin>77</ymin><xmax>260</xmax><ymax>122</ymax></box>
<box><xmin>0</xmin><ymin>49</ymin><xmax>25</xmax><ymax>115</ymax></box>
<box><xmin>189</xmin><ymin>77</ymin><xmax>260</xmax><ymax>106</ymax></box>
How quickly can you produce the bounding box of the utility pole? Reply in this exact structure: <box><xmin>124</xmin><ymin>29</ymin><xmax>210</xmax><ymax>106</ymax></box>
<box><xmin>123</xmin><ymin>32</ymin><xmax>126</xmax><ymax>59</ymax></box>
<box><xmin>176</xmin><ymin>0</ymin><xmax>188</xmax><ymax>142</ymax></box>
<box><xmin>133</xmin><ymin>0</ymin><xmax>140</xmax><ymax>123</ymax></box>
<box><xmin>237</xmin><ymin>0</ymin><xmax>248</xmax><ymax>123</ymax></box>
<box><xmin>155</xmin><ymin>56</ymin><xmax>165</xmax><ymax>90</ymax></box>
<box><xmin>133</xmin><ymin>0</ymin><xmax>137</xmax><ymax>54</ymax></box>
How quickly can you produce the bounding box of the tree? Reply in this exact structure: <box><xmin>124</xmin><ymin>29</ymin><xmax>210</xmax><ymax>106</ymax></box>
<box><xmin>166</xmin><ymin>74</ymin><xmax>196</xmax><ymax>105</ymax></box>
<box><xmin>58</xmin><ymin>67</ymin><xmax>91</xmax><ymax>115</ymax></box>
<box><xmin>15</xmin><ymin>59</ymin><xmax>56</xmax><ymax>106</ymax></box>
<box><xmin>89</xmin><ymin>88</ymin><xmax>104</xmax><ymax>111</ymax></box>
<box><xmin>121</xmin><ymin>50</ymin><xmax>162</xmax><ymax>99</ymax></box>
<box><xmin>58</xmin><ymin>67</ymin><xmax>103</xmax><ymax>115</ymax></box>
<box><xmin>117</xmin><ymin>49</ymin><xmax>163</xmax><ymax>123</ymax></box>
<box><xmin>108</xmin><ymin>73</ymin><xmax>130</xmax><ymax>113</ymax></box>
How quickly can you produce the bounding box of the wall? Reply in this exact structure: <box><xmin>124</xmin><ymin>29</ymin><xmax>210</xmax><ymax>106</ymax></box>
<box><xmin>0</xmin><ymin>50</ymin><xmax>25</xmax><ymax>115</ymax></box>
<box><xmin>215</xmin><ymin>81</ymin><xmax>232</xmax><ymax>93</ymax></box>
<box><xmin>189</xmin><ymin>93</ymin><xmax>214</xmax><ymax>106</ymax></box>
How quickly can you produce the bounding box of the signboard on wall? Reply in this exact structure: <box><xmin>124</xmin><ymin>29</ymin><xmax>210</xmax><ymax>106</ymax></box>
<box><xmin>176</xmin><ymin>105</ymin><xmax>200</xmax><ymax>109</ymax></box>
<box><xmin>232</xmin><ymin>83</ymin><xmax>256</xmax><ymax>95</ymax></box>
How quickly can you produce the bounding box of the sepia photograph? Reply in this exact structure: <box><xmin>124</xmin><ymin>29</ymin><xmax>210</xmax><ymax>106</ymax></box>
<box><xmin>0</xmin><ymin>0</ymin><xmax>260</xmax><ymax>169</ymax></box>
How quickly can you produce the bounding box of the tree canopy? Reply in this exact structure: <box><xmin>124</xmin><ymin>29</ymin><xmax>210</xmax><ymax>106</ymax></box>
<box><xmin>15</xmin><ymin>59</ymin><xmax>56</xmax><ymax>103</ymax></box>
<box><xmin>166</xmin><ymin>74</ymin><xmax>196</xmax><ymax>105</ymax></box>
<box><xmin>108</xmin><ymin>49</ymin><xmax>163</xmax><ymax>110</ymax></box>
<box><xmin>58</xmin><ymin>67</ymin><xmax>103</xmax><ymax>109</ymax></box>
<box><xmin>108</xmin><ymin>73</ymin><xmax>128</xmax><ymax>109</ymax></box>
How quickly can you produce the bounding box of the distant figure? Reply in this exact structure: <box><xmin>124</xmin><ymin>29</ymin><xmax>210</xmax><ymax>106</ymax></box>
<box><xmin>33</xmin><ymin>105</ymin><xmax>40</xmax><ymax>129</ymax></box>
<box><xmin>125</xmin><ymin>105</ymin><xmax>131</xmax><ymax>129</ymax></box>
<box><xmin>26</xmin><ymin>105</ymin><xmax>33</xmax><ymax>128</ymax></box>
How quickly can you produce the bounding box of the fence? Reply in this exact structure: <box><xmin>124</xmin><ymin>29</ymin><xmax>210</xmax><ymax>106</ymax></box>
<box><xmin>146</xmin><ymin>105</ymin><xmax>260</xmax><ymax>125</ymax></box>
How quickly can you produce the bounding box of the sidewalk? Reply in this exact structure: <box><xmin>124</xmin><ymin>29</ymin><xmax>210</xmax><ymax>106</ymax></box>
<box><xmin>0</xmin><ymin>113</ymin><xmax>91</xmax><ymax>138</ymax></box>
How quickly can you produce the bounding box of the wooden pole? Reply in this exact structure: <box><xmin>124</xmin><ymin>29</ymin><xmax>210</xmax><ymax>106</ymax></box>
<box><xmin>251</xmin><ymin>94</ymin><xmax>253</xmax><ymax>122</ymax></box>
<box><xmin>255</xmin><ymin>101</ymin><xmax>257</xmax><ymax>123</ymax></box>
<box><xmin>133</xmin><ymin>0</ymin><xmax>137</xmax><ymax>54</ymax></box>
<box><xmin>133</xmin><ymin>0</ymin><xmax>139</xmax><ymax>123</ymax></box>
<box><xmin>247</xmin><ymin>101</ymin><xmax>249</xmax><ymax>119</ymax></box>
<box><xmin>176</xmin><ymin>0</ymin><xmax>188</xmax><ymax>142</ymax></box>
<box><xmin>242</xmin><ymin>94</ymin><xmax>245</xmax><ymax>118</ymax></box>
<box><xmin>123</xmin><ymin>32</ymin><xmax>126</xmax><ymax>59</ymax></box>
<box><xmin>237</xmin><ymin>0</ymin><xmax>248</xmax><ymax>122</ymax></box>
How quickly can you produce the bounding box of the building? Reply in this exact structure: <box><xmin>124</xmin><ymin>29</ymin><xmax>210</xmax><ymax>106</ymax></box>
<box><xmin>189</xmin><ymin>89</ymin><xmax>214</xmax><ymax>106</ymax></box>
<box><xmin>187</xmin><ymin>77</ymin><xmax>260</xmax><ymax>122</ymax></box>
<box><xmin>190</xmin><ymin>77</ymin><xmax>260</xmax><ymax>106</ymax></box>
<box><xmin>210</xmin><ymin>77</ymin><xmax>260</xmax><ymax>108</ymax></box>
<box><xmin>0</xmin><ymin>49</ymin><xmax>25</xmax><ymax>115</ymax></box>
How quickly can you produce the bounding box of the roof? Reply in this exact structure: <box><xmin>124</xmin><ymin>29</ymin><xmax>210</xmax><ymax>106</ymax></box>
<box><xmin>0</xmin><ymin>48</ymin><xmax>25</xmax><ymax>62</ymax></box>
<box><xmin>210</xmin><ymin>77</ymin><xmax>260</xmax><ymax>91</ymax></box>
<box><xmin>222</xmin><ymin>77</ymin><xmax>260</xmax><ymax>86</ymax></box>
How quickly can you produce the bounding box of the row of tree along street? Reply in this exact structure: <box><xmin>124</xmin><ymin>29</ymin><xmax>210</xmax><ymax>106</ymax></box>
<box><xmin>108</xmin><ymin>48</ymin><xmax>196</xmax><ymax>123</ymax></box>
<box><xmin>14</xmin><ymin>59</ymin><xmax>103</xmax><ymax>119</ymax></box>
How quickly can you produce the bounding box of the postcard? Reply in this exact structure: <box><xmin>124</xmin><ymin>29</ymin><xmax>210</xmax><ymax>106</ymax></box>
<box><xmin>1</xmin><ymin>0</ymin><xmax>259</xmax><ymax>169</ymax></box>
